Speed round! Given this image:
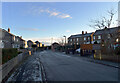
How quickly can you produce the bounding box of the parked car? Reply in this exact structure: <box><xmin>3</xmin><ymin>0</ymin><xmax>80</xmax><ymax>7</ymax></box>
<box><xmin>76</xmin><ymin>48</ymin><xmax>80</xmax><ymax>53</ymax></box>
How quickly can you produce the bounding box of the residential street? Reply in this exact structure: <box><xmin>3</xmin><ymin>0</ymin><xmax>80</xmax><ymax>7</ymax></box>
<box><xmin>39</xmin><ymin>50</ymin><xmax>118</xmax><ymax>81</ymax></box>
<box><xmin>7</xmin><ymin>50</ymin><xmax>118</xmax><ymax>82</ymax></box>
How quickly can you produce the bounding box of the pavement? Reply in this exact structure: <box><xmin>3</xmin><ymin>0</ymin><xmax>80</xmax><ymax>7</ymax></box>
<box><xmin>62</xmin><ymin>52</ymin><xmax>119</xmax><ymax>69</ymax></box>
<box><xmin>39</xmin><ymin>50</ymin><xmax>118</xmax><ymax>81</ymax></box>
<box><xmin>6</xmin><ymin>52</ymin><xmax>43</xmax><ymax>82</ymax></box>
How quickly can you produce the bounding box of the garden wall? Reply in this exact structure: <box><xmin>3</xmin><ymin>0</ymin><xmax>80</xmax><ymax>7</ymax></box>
<box><xmin>0</xmin><ymin>51</ymin><xmax>30</xmax><ymax>82</ymax></box>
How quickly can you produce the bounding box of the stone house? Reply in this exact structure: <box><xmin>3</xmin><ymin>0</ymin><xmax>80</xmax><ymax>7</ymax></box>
<box><xmin>1</xmin><ymin>28</ymin><xmax>26</xmax><ymax>48</ymax></box>
<box><xmin>27</xmin><ymin>40</ymin><xmax>33</xmax><ymax>48</ymax></box>
<box><xmin>1</xmin><ymin>28</ymin><xmax>14</xmax><ymax>48</ymax></box>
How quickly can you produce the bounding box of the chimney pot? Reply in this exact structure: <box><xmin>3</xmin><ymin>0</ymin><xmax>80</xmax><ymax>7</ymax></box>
<box><xmin>85</xmin><ymin>31</ymin><xmax>87</xmax><ymax>34</ymax></box>
<box><xmin>105</xmin><ymin>27</ymin><xmax>107</xmax><ymax>29</ymax></box>
<box><xmin>82</xmin><ymin>31</ymin><xmax>84</xmax><ymax>35</ymax></box>
<box><xmin>8</xmin><ymin>28</ymin><xmax>10</xmax><ymax>33</ymax></box>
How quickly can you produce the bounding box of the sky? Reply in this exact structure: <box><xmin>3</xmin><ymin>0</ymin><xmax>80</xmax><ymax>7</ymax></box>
<box><xmin>2</xmin><ymin>2</ymin><xmax>118</xmax><ymax>45</ymax></box>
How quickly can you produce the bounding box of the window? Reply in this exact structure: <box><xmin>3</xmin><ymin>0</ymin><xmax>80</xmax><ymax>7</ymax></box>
<box><xmin>13</xmin><ymin>36</ymin><xmax>15</xmax><ymax>41</ymax></box>
<box><xmin>0</xmin><ymin>40</ymin><xmax>4</xmax><ymax>48</ymax></box>
<box><xmin>73</xmin><ymin>38</ymin><xmax>75</xmax><ymax>41</ymax></box>
<box><xmin>77</xmin><ymin>38</ymin><xmax>79</xmax><ymax>41</ymax></box>
<box><xmin>93</xmin><ymin>36</ymin><xmax>95</xmax><ymax>40</ymax></box>
<box><xmin>70</xmin><ymin>39</ymin><xmax>72</xmax><ymax>42</ymax></box>
<box><xmin>108</xmin><ymin>34</ymin><xmax>110</xmax><ymax>39</ymax></box>
<box><xmin>98</xmin><ymin>35</ymin><xmax>101</xmax><ymax>39</ymax></box>
<box><xmin>88</xmin><ymin>37</ymin><xmax>90</xmax><ymax>40</ymax></box>
<box><xmin>84</xmin><ymin>37</ymin><xmax>86</xmax><ymax>40</ymax></box>
<box><xmin>17</xmin><ymin>38</ymin><xmax>19</xmax><ymax>42</ymax></box>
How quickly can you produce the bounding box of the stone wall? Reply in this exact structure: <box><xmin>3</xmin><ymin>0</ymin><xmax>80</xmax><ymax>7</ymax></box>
<box><xmin>0</xmin><ymin>51</ymin><xmax>30</xmax><ymax>82</ymax></box>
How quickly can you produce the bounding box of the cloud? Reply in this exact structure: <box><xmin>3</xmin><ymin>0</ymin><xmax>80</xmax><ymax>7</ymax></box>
<box><xmin>29</xmin><ymin>6</ymin><xmax>72</xmax><ymax>19</ymax></box>
<box><xmin>66</xmin><ymin>30</ymin><xmax>71</xmax><ymax>32</ymax></box>
<box><xmin>50</xmin><ymin>12</ymin><xmax>59</xmax><ymax>16</ymax></box>
<box><xmin>29</xmin><ymin>28</ymin><xmax>39</xmax><ymax>31</ymax></box>
<box><xmin>58</xmin><ymin>14</ymin><xmax>72</xmax><ymax>19</ymax></box>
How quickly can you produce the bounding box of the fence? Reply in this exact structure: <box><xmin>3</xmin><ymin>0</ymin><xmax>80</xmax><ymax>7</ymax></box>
<box><xmin>94</xmin><ymin>50</ymin><xmax>120</xmax><ymax>62</ymax></box>
<box><xmin>0</xmin><ymin>51</ymin><xmax>31</xmax><ymax>82</ymax></box>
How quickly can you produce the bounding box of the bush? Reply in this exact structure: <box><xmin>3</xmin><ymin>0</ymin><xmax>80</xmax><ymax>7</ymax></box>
<box><xmin>115</xmin><ymin>46</ymin><xmax>120</xmax><ymax>55</ymax></box>
<box><xmin>20</xmin><ymin>47</ymin><xmax>24</xmax><ymax>49</ymax></box>
<box><xmin>18</xmin><ymin>51</ymin><xmax>22</xmax><ymax>54</ymax></box>
<box><xmin>2</xmin><ymin>48</ymin><xmax>18</xmax><ymax>64</ymax></box>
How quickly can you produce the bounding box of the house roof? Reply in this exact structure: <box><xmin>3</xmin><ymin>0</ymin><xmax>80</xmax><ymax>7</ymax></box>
<box><xmin>2</xmin><ymin>28</ymin><xmax>15</xmax><ymax>36</ymax></box>
<box><xmin>83</xmin><ymin>33</ymin><xmax>93</xmax><ymax>37</ymax></box>
<box><xmin>68</xmin><ymin>32</ymin><xmax>93</xmax><ymax>39</ymax></box>
<box><xmin>94</xmin><ymin>27</ymin><xmax>120</xmax><ymax>35</ymax></box>
<box><xmin>52</xmin><ymin>42</ymin><xmax>60</xmax><ymax>45</ymax></box>
<box><xmin>27</xmin><ymin>40</ymin><xmax>33</xmax><ymax>43</ymax></box>
<box><xmin>1</xmin><ymin>28</ymin><xmax>25</xmax><ymax>41</ymax></box>
<box><xmin>35</xmin><ymin>41</ymin><xmax>41</xmax><ymax>44</ymax></box>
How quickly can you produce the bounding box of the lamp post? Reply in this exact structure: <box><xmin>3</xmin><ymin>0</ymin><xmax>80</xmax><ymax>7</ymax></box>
<box><xmin>63</xmin><ymin>36</ymin><xmax>66</xmax><ymax>53</ymax></box>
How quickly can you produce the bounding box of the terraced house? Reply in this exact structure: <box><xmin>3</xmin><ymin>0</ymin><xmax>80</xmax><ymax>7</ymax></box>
<box><xmin>68</xmin><ymin>31</ymin><xmax>94</xmax><ymax>47</ymax></box>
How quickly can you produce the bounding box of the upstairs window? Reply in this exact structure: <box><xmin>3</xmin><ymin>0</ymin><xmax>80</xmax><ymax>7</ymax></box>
<box><xmin>98</xmin><ymin>35</ymin><xmax>101</xmax><ymax>39</ymax></box>
<box><xmin>74</xmin><ymin>39</ymin><xmax>75</xmax><ymax>41</ymax></box>
<box><xmin>88</xmin><ymin>37</ymin><xmax>90</xmax><ymax>40</ymax></box>
<box><xmin>84</xmin><ymin>37</ymin><xmax>86</xmax><ymax>40</ymax></box>
<box><xmin>13</xmin><ymin>36</ymin><xmax>15</xmax><ymax>41</ymax></box>
<box><xmin>108</xmin><ymin>34</ymin><xmax>111</xmax><ymax>39</ymax></box>
<box><xmin>17</xmin><ymin>39</ymin><xmax>19</xmax><ymax>42</ymax></box>
<box><xmin>77</xmin><ymin>38</ymin><xmax>79</xmax><ymax>41</ymax></box>
<box><xmin>93</xmin><ymin>36</ymin><xmax>95</xmax><ymax>40</ymax></box>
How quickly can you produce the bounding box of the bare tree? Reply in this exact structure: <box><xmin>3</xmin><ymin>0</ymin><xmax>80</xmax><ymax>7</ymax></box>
<box><xmin>57</xmin><ymin>37</ymin><xmax>64</xmax><ymax>46</ymax></box>
<box><xmin>89</xmin><ymin>8</ymin><xmax>117</xmax><ymax>30</ymax></box>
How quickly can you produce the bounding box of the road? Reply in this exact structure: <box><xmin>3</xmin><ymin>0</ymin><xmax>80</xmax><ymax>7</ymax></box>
<box><xmin>39</xmin><ymin>50</ymin><xmax>118</xmax><ymax>81</ymax></box>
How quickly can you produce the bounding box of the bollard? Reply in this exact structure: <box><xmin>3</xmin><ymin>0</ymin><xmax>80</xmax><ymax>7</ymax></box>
<box><xmin>29</xmin><ymin>51</ymin><xmax>31</xmax><ymax>55</ymax></box>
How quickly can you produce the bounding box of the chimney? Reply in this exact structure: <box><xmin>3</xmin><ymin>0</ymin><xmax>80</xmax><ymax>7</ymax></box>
<box><xmin>82</xmin><ymin>31</ymin><xmax>84</xmax><ymax>35</ymax></box>
<box><xmin>105</xmin><ymin>27</ymin><xmax>107</xmax><ymax>29</ymax></box>
<box><xmin>8</xmin><ymin>28</ymin><xmax>10</xmax><ymax>33</ymax></box>
<box><xmin>85</xmin><ymin>31</ymin><xmax>87</xmax><ymax>34</ymax></box>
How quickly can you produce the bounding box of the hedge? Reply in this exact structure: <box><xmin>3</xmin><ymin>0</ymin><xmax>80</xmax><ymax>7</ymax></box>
<box><xmin>2</xmin><ymin>48</ymin><xmax>18</xmax><ymax>64</ymax></box>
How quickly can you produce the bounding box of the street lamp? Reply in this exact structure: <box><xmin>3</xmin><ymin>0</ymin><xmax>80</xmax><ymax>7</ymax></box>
<box><xmin>63</xmin><ymin>36</ymin><xmax>66</xmax><ymax>45</ymax></box>
<box><xmin>63</xmin><ymin>36</ymin><xmax>66</xmax><ymax>53</ymax></box>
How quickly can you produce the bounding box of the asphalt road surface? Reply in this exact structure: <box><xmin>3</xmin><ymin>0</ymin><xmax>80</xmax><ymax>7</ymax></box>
<box><xmin>39</xmin><ymin>50</ymin><xmax>118</xmax><ymax>81</ymax></box>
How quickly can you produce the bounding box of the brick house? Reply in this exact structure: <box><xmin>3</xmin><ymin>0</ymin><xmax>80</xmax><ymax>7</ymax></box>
<box><xmin>93</xmin><ymin>27</ymin><xmax>120</xmax><ymax>55</ymax></box>
<box><xmin>68</xmin><ymin>31</ymin><xmax>94</xmax><ymax>47</ymax></box>
<box><xmin>82</xmin><ymin>32</ymin><xmax>94</xmax><ymax>44</ymax></box>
